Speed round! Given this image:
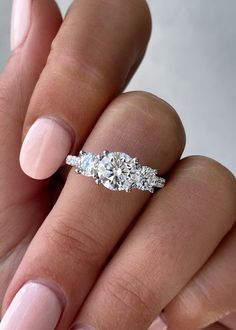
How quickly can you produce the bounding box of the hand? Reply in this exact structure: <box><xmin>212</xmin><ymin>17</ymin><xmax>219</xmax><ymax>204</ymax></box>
<box><xmin>0</xmin><ymin>1</ymin><xmax>235</xmax><ymax>329</ymax></box>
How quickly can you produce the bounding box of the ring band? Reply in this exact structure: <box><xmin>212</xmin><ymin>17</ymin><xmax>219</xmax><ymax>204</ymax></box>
<box><xmin>66</xmin><ymin>151</ymin><xmax>165</xmax><ymax>193</ymax></box>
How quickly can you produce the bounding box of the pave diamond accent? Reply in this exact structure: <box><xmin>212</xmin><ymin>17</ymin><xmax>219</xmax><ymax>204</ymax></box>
<box><xmin>66</xmin><ymin>155</ymin><xmax>80</xmax><ymax>167</ymax></box>
<box><xmin>66</xmin><ymin>151</ymin><xmax>165</xmax><ymax>193</ymax></box>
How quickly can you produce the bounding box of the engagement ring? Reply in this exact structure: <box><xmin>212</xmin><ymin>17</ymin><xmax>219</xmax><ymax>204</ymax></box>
<box><xmin>66</xmin><ymin>151</ymin><xmax>165</xmax><ymax>193</ymax></box>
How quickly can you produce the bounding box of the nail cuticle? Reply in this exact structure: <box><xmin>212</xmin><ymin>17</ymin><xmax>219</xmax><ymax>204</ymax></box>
<box><xmin>39</xmin><ymin>115</ymin><xmax>76</xmax><ymax>149</ymax></box>
<box><xmin>70</xmin><ymin>323</ymin><xmax>96</xmax><ymax>330</ymax></box>
<box><xmin>26</xmin><ymin>278</ymin><xmax>67</xmax><ymax>312</ymax></box>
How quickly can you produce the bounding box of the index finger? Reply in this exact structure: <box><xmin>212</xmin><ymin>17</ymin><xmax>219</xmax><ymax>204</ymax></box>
<box><xmin>20</xmin><ymin>0</ymin><xmax>151</xmax><ymax>180</ymax></box>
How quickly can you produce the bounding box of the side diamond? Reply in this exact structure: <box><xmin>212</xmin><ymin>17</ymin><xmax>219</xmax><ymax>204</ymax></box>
<box><xmin>77</xmin><ymin>152</ymin><xmax>99</xmax><ymax>177</ymax></box>
<box><xmin>135</xmin><ymin>166</ymin><xmax>161</xmax><ymax>192</ymax></box>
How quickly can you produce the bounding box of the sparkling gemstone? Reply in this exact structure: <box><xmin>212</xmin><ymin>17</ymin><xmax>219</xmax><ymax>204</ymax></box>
<box><xmin>78</xmin><ymin>152</ymin><xmax>98</xmax><ymax>177</ymax></box>
<box><xmin>97</xmin><ymin>152</ymin><xmax>137</xmax><ymax>191</ymax></box>
<box><xmin>153</xmin><ymin>176</ymin><xmax>165</xmax><ymax>188</ymax></box>
<box><xmin>135</xmin><ymin>166</ymin><xmax>158</xmax><ymax>192</ymax></box>
<box><xmin>66</xmin><ymin>155</ymin><xmax>79</xmax><ymax>167</ymax></box>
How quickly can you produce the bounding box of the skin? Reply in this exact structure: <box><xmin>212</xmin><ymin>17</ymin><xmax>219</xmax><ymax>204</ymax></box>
<box><xmin>0</xmin><ymin>0</ymin><xmax>236</xmax><ymax>329</ymax></box>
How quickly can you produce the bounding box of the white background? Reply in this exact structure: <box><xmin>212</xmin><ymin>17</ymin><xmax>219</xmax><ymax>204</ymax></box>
<box><xmin>0</xmin><ymin>0</ymin><xmax>235</xmax><ymax>173</ymax></box>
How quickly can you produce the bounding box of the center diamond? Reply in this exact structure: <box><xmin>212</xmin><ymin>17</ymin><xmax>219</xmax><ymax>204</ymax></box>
<box><xmin>97</xmin><ymin>152</ymin><xmax>137</xmax><ymax>191</ymax></box>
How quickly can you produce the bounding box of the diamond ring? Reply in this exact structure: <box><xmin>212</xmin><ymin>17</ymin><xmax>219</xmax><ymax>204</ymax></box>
<box><xmin>66</xmin><ymin>151</ymin><xmax>165</xmax><ymax>193</ymax></box>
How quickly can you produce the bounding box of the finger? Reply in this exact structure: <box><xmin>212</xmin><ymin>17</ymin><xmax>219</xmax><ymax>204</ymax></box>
<box><xmin>19</xmin><ymin>0</ymin><xmax>152</xmax><ymax>180</ymax></box>
<box><xmin>162</xmin><ymin>224</ymin><xmax>236</xmax><ymax>329</ymax></box>
<box><xmin>71</xmin><ymin>156</ymin><xmax>236</xmax><ymax>330</ymax></box>
<box><xmin>0</xmin><ymin>0</ymin><xmax>61</xmax><ymax>300</ymax></box>
<box><xmin>2</xmin><ymin>92</ymin><xmax>185</xmax><ymax>329</ymax></box>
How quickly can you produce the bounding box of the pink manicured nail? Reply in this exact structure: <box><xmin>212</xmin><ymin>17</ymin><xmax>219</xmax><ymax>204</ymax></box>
<box><xmin>0</xmin><ymin>282</ymin><xmax>63</xmax><ymax>330</ymax></box>
<box><xmin>20</xmin><ymin>117</ymin><xmax>73</xmax><ymax>180</ymax></box>
<box><xmin>72</xmin><ymin>328</ymin><xmax>95</xmax><ymax>330</ymax></box>
<box><xmin>11</xmin><ymin>0</ymin><xmax>32</xmax><ymax>51</ymax></box>
<box><xmin>148</xmin><ymin>315</ymin><xmax>168</xmax><ymax>330</ymax></box>
<box><xmin>70</xmin><ymin>323</ymin><xmax>95</xmax><ymax>330</ymax></box>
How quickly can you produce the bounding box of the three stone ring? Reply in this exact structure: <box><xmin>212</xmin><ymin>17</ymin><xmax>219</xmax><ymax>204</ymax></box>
<box><xmin>66</xmin><ymin>151</ymin><xmax>165</xmax><ymax>193</ymax></box>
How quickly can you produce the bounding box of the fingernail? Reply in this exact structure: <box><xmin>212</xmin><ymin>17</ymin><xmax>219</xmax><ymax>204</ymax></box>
<box><xmin>0</xmin><ymin>282</ymin><xmax>63</xmax><ymax>330</ymax></box>
<box><xmin>148</xmin><ymin>315</ymin><xmax>168</xmax><ymax>330</ymax></box>
<box><xmin>11</xmin><ymin>0</ymin><xmax>32</xmax><ymax>51</ymax></box>
<box><xmin>20</xmin><ymin>117</ymin><xmax>73</xmax><ymax>180</ymax></box>
<box><xmin>70</xmin><ymin>324</ymin><xmax>95</xmax><ymax>330</ymax></box>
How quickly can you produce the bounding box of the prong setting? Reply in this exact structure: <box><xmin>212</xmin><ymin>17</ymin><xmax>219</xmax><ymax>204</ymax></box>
<box><xmin>95</xmin><ymin>178</ymin><xmax>102</xmax><ymax>185</ymax></box>
<box><xmin>132</xmin><ymin>157</ymin><xmax>139</xmax><ymax>165</ymax></box>
<box><xmin>103</xmin><ymin>150</ymin><xmax>109</xmax><ymax>156</ymax></box>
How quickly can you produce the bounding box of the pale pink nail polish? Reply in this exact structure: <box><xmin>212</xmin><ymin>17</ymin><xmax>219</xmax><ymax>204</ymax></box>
<box><xmin>70</xmin><ymin>323</ymin><xmax>95</xmax><ymax>330</ymax></box>
<box><xmin>11</xmin><ymin>0</ymin><xmax>32</xmax><ymax>51</ymax></box>
<box><xmin>20</xmin><ymin>117</ymin><xmax>73</xmax><ymax>180</ymax></box>
<box><xmin>148</xmin><ymin>315</ymin><xmax>168</xmax><ymax>330</ymax></box>
<box><xmin>0</xmin><ymin>282</ymin><xmax>63</xmax><ymax>330</ymax></box>
<box><xmin>72</xmin><ymin>327</ymin><xmax>95</xmax><ymax>330</ymax></box>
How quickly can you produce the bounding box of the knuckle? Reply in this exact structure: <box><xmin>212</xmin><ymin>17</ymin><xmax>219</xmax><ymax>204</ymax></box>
<box><xmin>193</xmin><ymin>277</ymin><xmax>224</xmax><ymax>310</ymax></box>
<box><xmin>46</xmin><ymin>212</ymin><xmax>104</xmax><ymax>269</ymax></box>
<box><xmin>103</xmin><ymin>269</ymin><xmax>157</xmax><ymax>318</ymax></box>
<box><xmin>116</xmin><ymin>0</ymin><xmax>151</xmax><ymax>36</ymax></box>
<box><xmin>191</xmin><ymin>276</ymin><xmax>229</xmax><ymax>319</ymax></box>
<box><xmin>113</xmin><ymin>91</ymin><xmax>185</xmax><ymax>150</ymax></box>
<box><xmin>45</xmin><ymin>0</ymin><xmax>152</xmax><ymax>94</ymax></box>
<box><xmin>181</xmin><ymin>156</ymin><xmax>236</xmax><ymax>197</ymax></box>
<box><xmin>117</xmin><ymin>0</ymin><xmax>151</xmax><ymax>35</ymax></box>
<box><xmin>46</xmin><ymin>47</ymin><xmax>109</xmax><ymax>93</ymax></box>
<box><xmin>89</xmin><ymin>0</ymin><xmax>151</xmax><ymax>36</ymax></box>
<box><xmin>176</xmin><ymin>156</ymin><xmax>236</xmax><ymax>230</ymax></box>
<box><xmin>166</xmin><ymin>279</ymin><xmax>223</xmax><ymax>325</ymax></box>
<box><xmin>165</xmin><ymin>275</ymin><xmax>235</xmax><ymax>327</ymax></box>
<box><xmin>46</xmin><ymin>31</ymin><xmax>115</xmax><ymax>96</ymax></box>
<box><xmin>125</xmin><ymin>91</ymin><xmax>183</xmax><ymax>126</ymax></box>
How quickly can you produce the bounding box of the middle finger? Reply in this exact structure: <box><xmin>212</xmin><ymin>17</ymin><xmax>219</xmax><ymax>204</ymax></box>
<box><xmin>2</xmin><ymin>92</ymin><xmax>185</xmax><ymax>329</ymax></box>
<box><xmin>20</xmin><ymin>0</ymin><xmax>152</xmax><ymax>180</ymax></box>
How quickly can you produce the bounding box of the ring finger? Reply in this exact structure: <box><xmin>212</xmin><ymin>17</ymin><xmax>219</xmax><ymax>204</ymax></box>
<box><xmin>1</xmin><ymin>92</ymin><xmax>185</xmax><ymax>329</ymax></box>
<box><xmin>71</xmin><ymin>156</ymin><xmax>235</xmax><ymax>330</ymax></box>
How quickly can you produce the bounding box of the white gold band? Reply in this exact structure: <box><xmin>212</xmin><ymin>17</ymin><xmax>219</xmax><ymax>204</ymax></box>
<box><xmin>66</xmin><ymin>151</ymin><xmax>165</xmax><ymax>193</ymax></box>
